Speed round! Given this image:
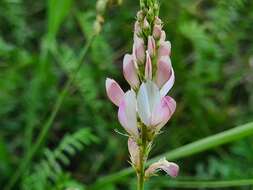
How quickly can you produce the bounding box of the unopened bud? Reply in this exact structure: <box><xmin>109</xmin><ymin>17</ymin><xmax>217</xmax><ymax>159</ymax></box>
<box><xmin>148</xmin><ymin>36</ymin><xmax>156</xmax><ymax>57</ymax></box>
<box><xmin>153</xmin><ymin>24</ymin><xmax>162</xmax><ymax>40</ymax></box>
<box><xmin>133</xmin><ymin>36</ymin><xmax>145</xmax><ymax>64</ymax></box>
<box><xmin>134</xmin><ymin>21</ymin><xmax>141</xmax><ymax>36</ymax></box>
<box><xmin>137</xmin><ymin>10</ymin><xmax>144</xmax><ymax>21</ymax></box>
<box><xmin>143</xmin><ymin>17</ymin><xmax>150</xmax><ymax>30</ymax></box>
<box><xmin>96</xmin><ymin>0</ymin><xmax>107</xmax><ymax>15</ymax></box>
<box><xmin>145</xmin><ymin>51</ymin><xmax>152</xmax><ymax>80</ymax></box>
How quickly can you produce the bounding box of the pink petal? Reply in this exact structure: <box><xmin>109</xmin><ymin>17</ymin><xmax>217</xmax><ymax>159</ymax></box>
<box><xmin>158</xmin><ymin>41</ymin><xmax>171</xmax><ymax>58</ymax></box>
<box><xmin>153</xmin><ymin>25</ymin><xmax>162</xmax><ymax>40</ymax></box>
<box><xmin>133</xmin><ymin>36</ymin><xmax>145</xmax><ymax>64</ymax></box>
<box><xmin>160</xmin><ymin>30</ymin><xmax>166</xmax><ymax>42</ymax></box>
<box><xmin>145</xmin><ymin>52</ymin><xmax>152</xmax><ymax>80</ymax></box>
<box><xmin>160</xmin><ymin>67</ymin><xmax>175</xmax><ymax>97</ymax></box>
<box><xmin>134</xmin><ymin>21</ymin><xmax>141</xmax><ymax>36</ymax></box>
<box><xmin>143</xmin><ymin>17</ymin><xmax>150</xmax><ymax>29</ymax></box>
<box><xmin>128</xmin><ymin>137</ymin><xmax>139</xmax><ymax>168</ymax></box>
<box><xmin>118</xmin><ymin>90</ymin><xmax>138</xmax><ymax>138</ymax></box>
<box><xmin>156</xmin><ymin>56</ymin><xmax>172</xmax><ymax>88</ymax></box>
<box><xmin>160</xmin><ymin>162</ymin><xmax>179</xmax><ymax>177</ymax></box>
<box><xmin>151</xmin><ymin>96</ymin><xmax>176</xmax><ymax>127</ymax></box>
<box><xmin>148</xmin><ymin>36</ymin><xmax>156</xmax><ymax>57</ymax></box>
<box><xmin>105</xmin><ymin>78</ymin><xmax>124</xmax><ymax>106</ymax></box>
<box><xmin>155</xmin><ymin>96</ymin><xmax>176</xmax><ymax>131</ymax></box>
<box><xmin>123</xmin><ymin>54</ymin><xmax>140</xmax><ymax>89</ymax></box>
<box><xmin>145</xmin><ymin>158</ymin><xmax>179</xmax><ymax>178</ymax></box>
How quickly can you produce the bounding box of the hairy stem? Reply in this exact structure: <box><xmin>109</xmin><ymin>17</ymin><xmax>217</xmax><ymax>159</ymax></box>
<box><xmin>137</xmin><ymin>124</ymin><xmax>148</xmax><ymax>190</ymax></box>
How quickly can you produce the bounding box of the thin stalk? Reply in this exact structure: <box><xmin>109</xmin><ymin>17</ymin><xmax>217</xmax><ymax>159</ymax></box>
<box><xmin>4</xmin><ymin>35</ymin><xmax>96</xmax><ymax>190</ymax></box>
<box><xmin>90</xmin><ymin>121</ymin><xmax>253</xmax><ymax>188</ymax></box>
<box><xmin>137</xmin><ymin>124</ymin><xmax>148</xmax><ymax>190</ymax></box>
<box><xmin>152</xmin><ymin>179</ymin><xmax>253</xmax><ymax>188</ymax></box>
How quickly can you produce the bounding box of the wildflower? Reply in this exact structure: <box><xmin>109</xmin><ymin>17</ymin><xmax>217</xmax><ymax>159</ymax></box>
<box><xmin>145</xmin><ymin>158</ymin><xmax>179</xmax><ymax>178</ymax></box>
<box><xmin>105</xmin><ymin>2</ymin><xmax>179</xmax><ymax>189</ymax></box>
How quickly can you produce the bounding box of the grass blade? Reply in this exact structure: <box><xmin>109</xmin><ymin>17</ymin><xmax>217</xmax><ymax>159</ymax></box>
<box><xmin>92</xmin><ymin>122</ymin><xmax>253</xmax><ymax>187</ymax></box>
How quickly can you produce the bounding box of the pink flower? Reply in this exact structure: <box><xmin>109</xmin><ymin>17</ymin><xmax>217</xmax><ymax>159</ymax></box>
<box><xmin>137</xmin><ymin>81</ymin><xmax>176</xmax><ymax>129</ymax></box>
<box><xmin>105</xmin><ymin>78</ymin><xmax>124</xmax><ymax>106</ymax></box>
<box><xmin>123</xmin><ymin>54</ymin><xmax>140</xmax><ymax>89</ymax></box>
<box><xmin>145</xmin><ymin>157</ymin><xmax>179</xmax><ymax>178</ymax></box>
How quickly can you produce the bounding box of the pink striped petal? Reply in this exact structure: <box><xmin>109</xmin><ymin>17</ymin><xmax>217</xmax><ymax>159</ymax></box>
<box><xmin>128</xmin><ymin>137</ymin><xmax>140</xmax><ymax>168</ymax></box>
<box><xmin>160</xmin><ymin>67</ymin><xmax>175</xmax><ymax>97</ymax></box>
<box><xmin>118</xmin><ymin>90</ymin><xmax>138</xmax><ymax>138</ymax></box>
<box><xmin>145</xmin><ymin>52</ymin><xmax>152</xmax><ymax>80</ymax></box>
<box><xmin>154</xmin><ymin>96</ymin><xmax>176</xmax><ymax>131</ymax></box>
<box><xmin>106</xmin><ymin>78</ymin><xmax>124</xmax><ymax>106</ymax></box>
<box><xmin>133</xmin><ymin>36</ymin><xmax>145</xmax><ymax>64</ymax></box>
<box><xmin>123</xmin><ymin>54</ymin><xmax>140</xmax><ymax>89</ymax></box>
<box><xmin>134</xmin><ymin>21</ymin><xmax>141</xmax><ymax>36</ymax></box>
<box><xmin>148</xmin><ymin>36</ymin><xmax>156</xmax><ymax>57</ymax></box>
<box><xmin>156</xmin><ymin>56</ymin><xmax>172</xmax><ymax>88</ymax></box>
<box><xmin>153</xmin><ymin>25</ymin><xmax>162</xmax><ymax>40</ymax></box>
<box><xmin>145</xmin><ymin>158</ymin><xmax>179</xmax><ymax>178</ymax></box>
<box><xmin>158</xmin><ymin>41</ymin><xmax>171</xmax><ymax>58</ymax></box>
<box><xmin>160</xmin><ymin>30</ymin><xmax>166</xmax><ymax>42</ymax></box>
<box><xmin>143</xmin><ymin>17</ymin><xmax>150</xmax><ymax>29</ymax></box>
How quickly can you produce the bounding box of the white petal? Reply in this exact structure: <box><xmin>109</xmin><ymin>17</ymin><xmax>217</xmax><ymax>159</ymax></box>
<box><xmin>118</xmin><ymin>90</ymin><xmax>138</xmax><ymax>138</ymax></box>
<box><xmin>160</xmin><ymin>67</ymin><xmax>175</xmax><ymax>96</ymax></box>
<box><xmin>137</xmin><ymin>81</ymin><xmax>161</xmax><ymax>126</ymax></box>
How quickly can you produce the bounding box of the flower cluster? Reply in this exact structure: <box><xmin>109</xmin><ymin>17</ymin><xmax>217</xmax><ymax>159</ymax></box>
<box><xmin>105</xmin><ymin>10</ymin><xmax>179</xmax><ymax>179</ymax></box>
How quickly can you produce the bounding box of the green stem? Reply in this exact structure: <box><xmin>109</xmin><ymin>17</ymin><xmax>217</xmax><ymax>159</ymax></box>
<box><xmin>137</xmin><ymin>124</ymin><xmax>148</xmax><ymax>190</ymax></box>
<box><xmin>4</xmin><ymin>35</ymin><xmax>96</xmax><ymax>190</ymax></box>
<box><xmin>137</xmin><ymin>147</ymin><xmax>145</xmax><ymax>190</ymax></box>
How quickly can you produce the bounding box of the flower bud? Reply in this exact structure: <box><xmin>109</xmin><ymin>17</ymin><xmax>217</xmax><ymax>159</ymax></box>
<box><xmin>156</xmin><ymin>56</ymin><xmax>172</xmax><ymax>88</ymax></box>
<box><xmin>105</xmin><ymin>78</ymin><xmax>124</xmax><ymax>106</ymax></box>
<box><xmin>128</xmin><ymin>138</ymin><xmax>140</xmax><ymax>168</ymax></box>
<box><xmin>133</xmin><ymin>36</ymin><xmax>145</xmax><ymax>64</ymax></box>
<box><xmin>137</xmin><ymin>10</ymin><xmax>144</xmax><ymax>21</ymax></box>
<box><xmin>96</xmin><ymin>0</ymin><xmax>107</xmax><ymax>15</ymax></box>
<box><xmin>153</xmin><ymin>24</ymin><xmax>162</xmax><ymax>40</ymax></box>
<box><xmin>148</xmin><ymin>36</ymin><xmax>156</xmax><ymax>57</ymax></box>
<box><xmin>158</xmin><ymin>41</ymin><xmax>171</xmax><ymax>58</ymax></box>
<box><xmin>145</xmin><ymin>51</ymin><xmax>152</xmax><ymax>80</ymax></box>
<box><xmin>134</xmin><ymin>21</ymin><xmax>141</xmax><ymax>37</ymax></box>
<box><xmin>143</xmin><ymin>17</ymin><xmax>150</xmax><ymax>30</ymax></box>
<box><xmin>160</xmin><ymin>30</ymin><xmax>166</xmax><ymax>42</ymax></box>
<box><xmin>123</xmin><ymin>54</ymin><xmax>140</xmax><ymax>89</ymax></box>
<box><xmin>154</xmin><ymin>16</ymin><xmax>162</xmax><ymax>25</ymax></box>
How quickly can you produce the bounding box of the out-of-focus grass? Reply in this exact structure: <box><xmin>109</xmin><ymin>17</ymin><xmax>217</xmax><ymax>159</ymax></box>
<box><xmin>0</xmin><ymin>0</ymin><xmax>253</xmax><ymax>189</ymax></box>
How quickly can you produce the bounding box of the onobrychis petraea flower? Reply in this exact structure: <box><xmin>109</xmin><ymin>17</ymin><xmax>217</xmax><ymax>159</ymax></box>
<box><xmin>105</xmin><ymin>8</ymin><xmax>179</xmax><ymax>183</ymax></box>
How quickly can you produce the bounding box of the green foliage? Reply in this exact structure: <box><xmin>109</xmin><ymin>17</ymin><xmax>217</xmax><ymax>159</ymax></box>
<box><xmin>22</xmin><ymin>128</ymin><xmax>97</xmax><ymax>190</ymax></box>
<box><xmin>0</xmin><ymin>0</ymin><xmax>253</xmax><ymax>189</ymax></box>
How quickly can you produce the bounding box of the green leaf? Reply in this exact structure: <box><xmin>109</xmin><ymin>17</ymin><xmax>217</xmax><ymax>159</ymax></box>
<box><xmin>149</xmin><ymin>178</ymin><xmax>253</xmax><ymax>188</ymax></box>
<box><xmin>47</xmin><ymin>0</ymin><xmax>73</xmax><ymax>39</ymax></box>
<box><xmin>92</xmin><ymin>122</ymin><xmax>253</xmax><ymax>187</ymax></box>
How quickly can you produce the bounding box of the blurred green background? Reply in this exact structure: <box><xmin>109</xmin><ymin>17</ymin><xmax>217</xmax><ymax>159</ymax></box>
<box><xmin>1</xmin><ymin>0</ymin><xmax>253</xmax><ymax>189</ymax></box>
